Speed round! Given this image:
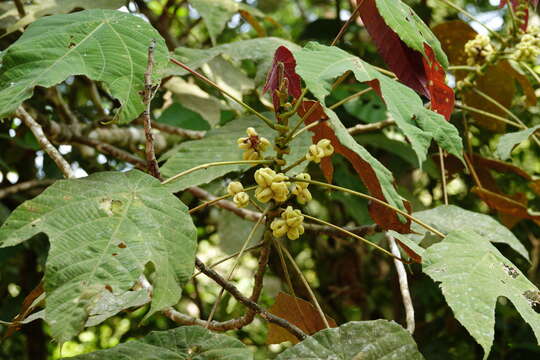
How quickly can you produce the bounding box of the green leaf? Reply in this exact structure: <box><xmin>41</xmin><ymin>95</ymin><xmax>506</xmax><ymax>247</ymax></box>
<box><xmin>0</xmin><ymin>0</ymin><xmax>127</xmax><ymax>36</ymax></box>
<box><xmin>85</xmin><ymin>288</ymin><xmax>151</xmax><ymax>327</ymax></box>
<box><xmin>190</xmin><ymin>0</ymin><xmax>263</xmax><ymax>44</ymax></box>
<box><xmin>496</xmin><ymin>125</ymin><xmax>540</xmax><ymax>160</ymax></box>
<box><xmin>216</xmin><ymin>210</ymin><xmax>264</xmax><ymax>253</ymax></box>
<box><xmin>160</xmin><ymin>115</ymin><xmax>311</xmax><ymax>192</ymax></box>
<box><xmin>276</xmin><ymin>320</ymin><xmax>424</xmax><ymax>359</ymax></box>
<box><xmin>0</xmin><ymin>170</ymin><xmax>197</xmax><ymax>342</ymax></box>
<box><xmin>169</xmin><ymin>37</ymin><xmax>301</xmax><ymax>82</ymax></box>
<box><xmin>0</xmin><ymin>9</ymin><xmax>168</xmax><ymax>123</ymax></box>
<box><xmin>375</xmin><ymin>0</ymin><xmax>448</xmax><ymax>68</ymax></box>
<box><xmin>406</xmin><ymin>205</ymin><xmax>529</xmax><ymax>261</ymax></box>
<box><xmin>423</xmin><ymin>230</ymin><xmax>540</xmax><ymax>359</ymax></box>
<box><xmin>293</xmin><ymin>42</ymin><xmax>463</xmax><ymax>166</ymax></box>
<box><xmin>66</xmin><ymin>325</ymin><xmax>253</xmax><ymax>360</ymax></box>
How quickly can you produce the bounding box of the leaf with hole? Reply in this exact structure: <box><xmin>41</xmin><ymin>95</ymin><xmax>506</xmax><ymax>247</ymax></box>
<box><xmin>423</xmin><ymin>230</ymin><xmax>540</xmax><ymax>359</ymax></box>
<box><xmin>0</xmin><ymin>170</ymin><xmax>197</xmax><ymax>342</ymax></box>
<box><xmin>0</xmin><ymin>9</ymin><xmax>168</xmax><ymax>123</ymax></box>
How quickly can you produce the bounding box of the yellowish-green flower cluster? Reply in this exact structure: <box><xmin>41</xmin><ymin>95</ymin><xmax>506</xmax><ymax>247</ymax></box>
<box><xmin>270</xmin><ymin>206</ymin><xmax>305</xmax><ymax>240</ymax></box>
<box><xmin>306</xmin><ymin>139</ymin><xmax>334</xmax><ymax>163</ymax></box>
<box><xmin>237</xmin><ymin>127</ymin><xmax>271</xmax><ymax>160</ymax></box>
<box><xmin>254</xmin><ymin>168</ymin><xmax>289</xmax><ymax>203</ymax></box>
<box><xmin>464</xmin><ymin>34</ymin><xmax>494</xmax><ymax>65</ymax></box>
<box><xmin>512</xmin><ymin>27</ymin><xmax>540</xmax><ymax>62</ymax></box>
<box><xmin>291</xmin><ymin>173</ymin><xmax>312</xmax><ymax>204</ymax></box>
<box><xmin>227</xmin><ymin>181</ymin><xmax>250</xmax><ymax>208</ymax></box>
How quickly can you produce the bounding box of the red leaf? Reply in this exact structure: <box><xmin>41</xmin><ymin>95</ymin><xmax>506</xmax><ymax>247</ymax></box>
<box><xmin>297</xmin><ymin>100</ymin><xmax>412</xmax><ymax>233</ymax></box>
<box><xmin>263</xmin><ymin>46</ymin><xmax>302</xmax><ymax>111</ymax></box>
<box><xmin>422</xmin><ymin>44</ymin><xmax>455</xmax><ymax>120</ymax></box>
<box><xmin>358</xmin><ymin>0</ymin><xmax>429</xmax><ymax>97</ymax></box>
<box><xmin>358</xmin><ymin>0</ymin><xmax>454</xmax><ymax>119</ymax></box>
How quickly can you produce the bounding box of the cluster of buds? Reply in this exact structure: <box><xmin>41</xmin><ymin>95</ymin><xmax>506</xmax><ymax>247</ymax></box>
<box><xmin>511</xmin><ymin>27</ymin><xmax>540</xmax><ymax>62</ymax></box>
<box><xmin>464</xmin><ymin>34</ymin><xmax>495</xmax><ymax>66</ymax></box>
<box><xmin>270</xmin><ymin>206</ymin><xmax>305</xmax><ymax>240</ymax></box>
<box><xmin>254</xmin><ymin>168</ymin><xmax>289</xmax><ymax>203</ymax></box>
<box><xmin>291</xmin><ymin>173</ymin><xmax>312</xmax><ymax>204</ymax></box>
<box><xmin>306</xmin><ymin>139</ymin><xmax>334</xmax><ymax>163</ymax></box>
<box><xmin>237</xmin><ymin>127</ymin><xmax>271</xmax><ymax>160</ymax></box>
<box><xmin>227</xmin><ymin>181</ymin><xmax>250</xmax><ymax>208</ymax></box>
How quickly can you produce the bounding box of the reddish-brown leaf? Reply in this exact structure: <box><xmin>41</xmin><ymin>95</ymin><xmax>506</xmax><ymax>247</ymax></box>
<box><xmin>422</xmin><ymin>43</ymin><xmax>454</xmax><ymax>120</ymax></box>
<box><xmin>472</xmin><ymin>187</ymin><xmax>540</xmax><ymax>224</ymax></box>
<box><xmin>298</xmin><ymin>100</ymin><xmax>412</xmax><ymax>233</ymax></box>
<box><xmin>263</xmin><ymin>46</ymin><xmax>302</xmax><ymax>111</ymax></box>
<box><xmin>267</xmin><ymin>292</ymin><xmax>337</xmax><ymax>344</ymax></box>
<box><xmin>395</xmin><ymin>238</ymin><xmax>422</xmax><ymax>263</ymax></box>
<box><xmin>358</xmin><ymin>0</ymin><xmax>428</xmax><ymax>97</ymax></box>
<box><xmin>5</xmin><ymin>282</ymin><xmax>44</xmax><ymax>337</ymax></box>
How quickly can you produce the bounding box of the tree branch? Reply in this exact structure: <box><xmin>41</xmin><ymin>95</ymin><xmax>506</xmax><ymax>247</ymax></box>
<box><xmin>16</xmin><ymin>107</ymin><xmax>74</xmax><ymax>179</ymax></box>
<box><xmin>348</xmin><ymin>119</ymin><xmax>395</xmax><ymax>135</ymax></box>
<box><xmin>0</xmin><ymin>179</ymin><xmax>56</xmax><ymax>200</ymax></box>
<box><xmin>142</xmin><ymin>39</ymin><xmax>162</xmax><ymax>180</ymax></box>
<box><xmin>387</xmin><ymin>233</ymin><xmax>415</xmax><ymax>333</ymax></box>
<box><xmin>194</xmin><ymin>257</ymin><xmax>307</xmax><ymax>340</ymax></box>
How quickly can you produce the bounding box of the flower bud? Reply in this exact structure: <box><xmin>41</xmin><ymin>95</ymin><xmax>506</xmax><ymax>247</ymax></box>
<box><xmin>233</xmin><ymin>192</ymin><xmax>250</xmax><ymax>208</ymax></box>
<box><xmin>227</xmin><ymin>181</ymin><xmax>244</xmax><ymax>195</ymax></box>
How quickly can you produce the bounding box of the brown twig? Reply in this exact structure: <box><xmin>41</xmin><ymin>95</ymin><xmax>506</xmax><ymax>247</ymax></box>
<box><xmin>136</xmin><ymin>118</ymin><xmax>205</xmax><ymax>139</ymax></box>
<box><xmin>13</xmin><ymin>0</ymin><xmax>26</xmax><ymax>17</ymax></box>
<box><xmin>71</xmin><ymin>136</ymin><xmax>147</xmax><ymax>170</ymax></box>
<box><xmin>194</xmin><ymin>257</ymin><xmax>307</xmax><ymax>340</ymax></box>
<box><xmin>387</xmin><ymin>233</ymin><xmax>415</xmax><ymax>333</ymax></box>
<box><xmin>0</xmin><ymin>180</ymin><xmax>56</xmax><ymax>200</ymax></box>
<box><xmin>16</xmin><ymin>107</ymin><xmax>74</xmax><ymax>179</ymax></box>
<box><xmin>331</xmin><ymin>1</ymin><xmax>363</xmax><ymax>46</ymax></box>
<box><xmin>142</xmin><ymin>40</ymin><xmax>161</xmax><ymax>180</ymax></box>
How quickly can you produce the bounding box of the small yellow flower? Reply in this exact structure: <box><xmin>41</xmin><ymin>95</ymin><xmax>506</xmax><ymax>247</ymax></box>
<box><xmin>270</xmin><ymin>206</ymin><xmax>304</xmax><ymax>240</ymax></box>
<box><xmin>306</xmin><ymin>139</ymin><xmax>334</xmax><ymax>163</ymax></box>
<box><xmin>233</xmin><ymin>192</ymin><xmax>250</xmax><ymax>208</ymax></box>
<box><xmin>291</xmin><ymin>173</ymin><xmax>312</xmax><ymax>204</ymax></box>
<box><xmin>464</xmin><ymin>34</ymin><xmax>494</xmax><ymax>66</ymax></box>
<box><xmin>254</xmin><ymin>168</ymin><xmax>289</xmax><ymax>203</ymax></box>
<box><xmin>227</xmin><ymin>181</ymin><xmax>244</xmax><ymax>195</ymax></box>
<box><xmin>237</xmin><ymin>127</ymin><xmax>271</xmax><ymax>160</ymax></box>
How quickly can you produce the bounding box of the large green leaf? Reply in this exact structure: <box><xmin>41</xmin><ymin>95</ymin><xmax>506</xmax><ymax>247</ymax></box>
<box><xmin>375</xmin><ymin>0</ymin><xmax>448</xmax><ymax>68</ymax></box>
<box><xmin>0</xmin><ymin>170</ymin><xmax>197</xmax><ymax>342</ymax></box>
<box><xmin>293</xmin><ymin>42</ymin><xmax>463</xmax><ymax>166</ymax></box>
<box><xmin>190</xmin><ymin>0</ymin><xmax>263</xmax><ymax>44</ymax></box>
<box><xmin>161</xmin><ymin>115</ymin><xmax>312</xmax><ymax>192</ymax></box>
<box><xmin>276</xmin><ymin>320</ymin><xmax>424</xmax><ymax>359</ymax></box>
<box><xmin>424</xmin><ymin>230</ymin><xmax>540</xmax><ymax>359</ymax></box>
<box><xmin>67</xmin><ymin>325</ymin><xmax>252</xmax><ymax>360</ymax></box>
<box><xmin>169</xmin><ymin>37</ymin><xmax>301</xmax><ymax>82</ymax></box>
<box><xmin>0</xmin><ymin>9</ymin><xmax>168</xmax><ymax>123</ymax></box>
<box><xmin>405</xmin><ymin>205</ymin><xmax>529</xmax><ymax>260</ymax></box>
<box><xmin>0</xmin><ymin>0</ymin><xmax>126</xmax><ymax>36</ymax></box>
<box><xmin>496</xmin><ymin>125</ymin><xmax>540</xmax><ymax>160</ymax></box>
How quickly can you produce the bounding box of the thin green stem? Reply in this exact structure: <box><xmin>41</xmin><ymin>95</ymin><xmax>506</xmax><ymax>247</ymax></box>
<box><xmin>205</xmin><ymin>206</ymin><xmax>270</xmax><ymax>326</ymax></box>
<box><xmin>282</xmin><ymin>157</ymin><xmax>307</xmax><ymax>173</ymax></box>
<box><xmin>302</xmin><ymin>214</ymin><xmax>409</xmax><ymax>262</ymax></box>
<box><xmin>455</xmin><ymin>103</ymin><xmax>522</xmax><ymax>128</ymax></box>
<box><xmin>162</xmin><ymin>160</ymin><xmax>273</xmax><ymax>185</ymax></box>
<box><xmin>278</xmin><ymin>239</ymin><xmax>331</xmax><ymax>328</ymax></box>
<box><xmin>328</xmin><ymin>87</ymin><xmax>373</xmax><ymax>110</ymax></box>
<box><xmin>448</xmin><ymin>65</ymin><xmax>478</xmax><ymax>71</ymax></box>
<box><xmin>471</xmin><ymin>88</ymin><xmax>524</xmax><ymax>127</ymax></box>
<box><xmin>290</xmin><ymin>178</ymin><xmax>446</xmax><ymax>238</ymax></box>
<box><xmin>291</xmin><ymin>119</ymin><xmax>325</xmax><ymax>140</ymax></box>
<box><xmin>434</xmin><ymin>0</ymin><xmax>503</xmax><ymax>41</ymax></box>
<box><xmin>281</xmin><ymin>88</ymin><xmax>309</xmax><ymax>119</ymax></box>
<box><xmin>286</xmin><ymin>100</ymin><xmax>319</xmax><ymax>143</ymax></box>
<box><xmin>188</xmin><ymin>185</ymin><xmax>258</xmax><ymax>214</ymax></box>
<box><xmin>520</xmin><ymin>62</ymin><xmax>540</xmax><ymax>84</ymax></box>
<box><xmin>438</xmin><ymin>147</ymin><xmax>448</xmax><ymax>205</ymax></box>
<box><xmin>170</xmin><ymin>58</ymin><xmax>276</xmax><ymax>129</ymax></box>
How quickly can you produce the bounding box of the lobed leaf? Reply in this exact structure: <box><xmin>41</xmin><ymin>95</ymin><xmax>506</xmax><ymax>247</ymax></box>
<box><xmin>0</xmin><ymin>9</ymin><xmax>168</xmax><ymax>123</ymax></box>
<box><xmin>0</xmin><ymin>170</ymin><xmax>197</xmax><ymax>342</ymax></box>
<box><xmin>293</xmin><ymin>42</ymin><xmax>463</xmax><ymax>166</ymax></box>
<box><xmin>67</xmin><ymin>325</ymin><xmax>252</xmax><ymax>360</ymax></box>
<box><xmin>276</xmin><ymin>319</ymin><xmax>424</xmax><ymax>359</ymax></box>
<box><xmin>424</xmin><ymin>230</ymin><xmax>540</xmax><ymax>359</ymax></box>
